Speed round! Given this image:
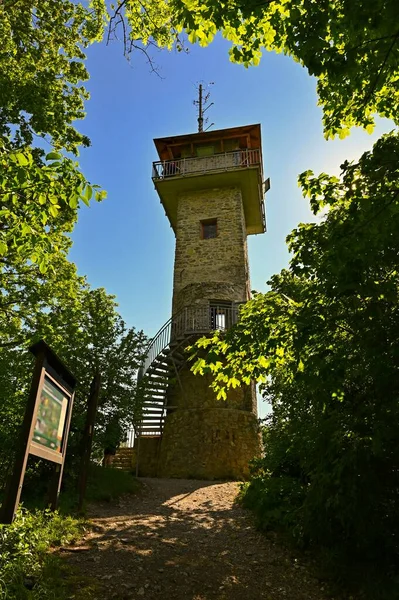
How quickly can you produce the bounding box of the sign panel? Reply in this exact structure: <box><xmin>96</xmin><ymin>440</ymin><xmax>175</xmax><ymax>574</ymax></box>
<box><xmin>33</xmin><ymin>376</ymin><xmax>68</xmax><ymax>453</ymax></box>
<box><xmin>1</xmin><ymin>340</ymin><xmax>77</xmax><ymax>523</ymax></box>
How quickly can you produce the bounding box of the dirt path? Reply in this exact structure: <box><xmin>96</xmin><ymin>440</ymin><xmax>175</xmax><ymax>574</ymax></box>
<box><xmin>63</xmin><ymin>478</ymin><xmax>329</xmax><ymax>600</ymax></box>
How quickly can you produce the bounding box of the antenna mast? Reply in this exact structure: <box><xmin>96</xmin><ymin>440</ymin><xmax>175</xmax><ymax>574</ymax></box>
<box><xmin>194</xmin><ymin>82</ymin><xmax>214</xmax><ymax>133</ymax></box>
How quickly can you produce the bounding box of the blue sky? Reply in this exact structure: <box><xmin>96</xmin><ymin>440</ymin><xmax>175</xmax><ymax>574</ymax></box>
<box><xmin>69</xmin><ymin>34</ymin><xmax>393</xmax><ymax>415</ymax></box>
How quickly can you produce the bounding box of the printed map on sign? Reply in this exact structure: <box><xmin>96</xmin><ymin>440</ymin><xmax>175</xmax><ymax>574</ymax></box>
<box><xmin>33</xmin><ymin>377</ymin><xmax>68</xmax><ymax>452</ymax></box>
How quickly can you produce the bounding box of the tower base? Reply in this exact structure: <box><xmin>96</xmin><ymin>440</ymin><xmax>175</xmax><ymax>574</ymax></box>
<box><xmin>158</xmin><ymin>408</ymin><xmax>261</xmax><ymax>480</ymax></box>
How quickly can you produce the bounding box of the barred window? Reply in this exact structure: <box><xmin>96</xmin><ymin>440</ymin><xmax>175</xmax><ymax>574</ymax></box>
<box><xmin>201</xmin><ymin>219</ymin><xmax>217</xmax><ymax>239</ymax></box>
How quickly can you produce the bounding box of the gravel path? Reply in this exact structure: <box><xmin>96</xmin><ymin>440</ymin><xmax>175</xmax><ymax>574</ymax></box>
<box><xmin>63</xmin><ymin>478</ymin><xmax>329</xmax><ymax>600</ymax></box>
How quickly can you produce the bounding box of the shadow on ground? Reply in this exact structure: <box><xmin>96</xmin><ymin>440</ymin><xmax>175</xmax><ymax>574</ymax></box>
<box><xmin>60</xmin><ymin>478</ymin><xmax>327</xmax><ymax>600</ymax></box>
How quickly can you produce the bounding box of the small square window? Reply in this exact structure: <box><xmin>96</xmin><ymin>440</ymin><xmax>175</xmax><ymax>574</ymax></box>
<box><xmin>201</xmin><ymin>219</ymin><xmax>217</xmax><ymax>239</ymax></box>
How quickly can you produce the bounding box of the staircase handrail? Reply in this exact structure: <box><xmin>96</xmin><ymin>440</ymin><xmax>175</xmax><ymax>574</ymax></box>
<box><xmin>138</xmin><ymin>313</ymin><xmax>175</xmax><ymax>381</ymax></box>
<box><xmin>138</xmin><ymin>303</ymin><xmax>242</xmax><ymax>382</ymax></box>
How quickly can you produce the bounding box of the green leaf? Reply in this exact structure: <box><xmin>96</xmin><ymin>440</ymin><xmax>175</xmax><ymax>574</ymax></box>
<box><xmin>95</xmin><ymin>190</ymin><xmax>107</xmax><ymax>201</ymax></box>
<box><xmin>46</xmin><ymin>152</ymin><xmax>62</xmax><ymax>161</ymax></box>
<box><xmin>81</xmin><ymin>185</ymin><xmax>93</xmax><ymax>206</ymax></box>
<box><xmin>259</xmin><ymin>356</ymin><xmax>270</xmax><ymax>369</ymax></box>
<box><xmin>69</xmin><ymin>196</ymin><xmax>79</xmax><ymax>209</ymax></box>
<box><xmin>15</xmin><ymin>153</ymin><xmax>29</xmax><ymax>166</ymax></box>
<box><xmin>49</xmin><ymin>205</ymin><xmax>59</xmax><ymax>218</ymax></box>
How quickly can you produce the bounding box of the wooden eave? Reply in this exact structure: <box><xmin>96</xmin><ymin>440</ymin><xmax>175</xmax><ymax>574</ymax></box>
<box><xmin>154</xmin><ymin>124</ymin><xmax>262</xmax><ymax>161</ymax></box>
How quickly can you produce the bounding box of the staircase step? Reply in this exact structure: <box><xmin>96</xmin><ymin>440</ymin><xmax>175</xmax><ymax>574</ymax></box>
<box><xmin>163</xmin><ymin>348</ymin><xmax>185</xmax><ymax>361</ymax></box>
<box><xmin>144</xmin><ymin>383</ymin><xmax>168</xmax><ymax>391</ymax></box>
<box><xmin>152</xmin><ymin>358</ymin><xmax>169</xmax><ymax>366</ymax></box>
<box><xmin>147</xmin><ymin>368</ymin><xmax>171</xmax><ymax>376</ymax></box>
<box><xmin>148</xmin><ymin>365</ymin><xmax>170</xmax><ymax>375</ymax></box>
<box><xmin>145</xmin><ymin>376</ymin><xmax>168</xmax><ymax>384</ymax></box>
<box><xmin>144</xmin><ymin>388</ymin><xmax>168</xmax><ymax>395</ymax></box>
<box><xmin>147</xmin><ymin>379</ymin><xmax>175</xmax><ymax>387</ymax></box>
<box><xmin>144</xmin><ymin>389</ymin><xmax>168</xmax><ymax>396</ymax></box>
<box><xmin>143</xmin><ymin>398</ymin><xmax>166</xmax><ymax>404</ymax></box>
<box><xmin>147</xmin><ymin>372</ymin><xmax>171</xmax><ymax>382</ymax></box>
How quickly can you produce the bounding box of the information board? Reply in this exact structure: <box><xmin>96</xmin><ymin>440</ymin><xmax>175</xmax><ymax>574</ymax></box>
<box><xmin>33</xmin><ymin>376</ymin><xmax>68</xmax><ymax>453</ymax></box>
<box><xmin>0</xmin><ymin>340</ymin><xmax>76</xmax><ymax>523</ymax></box>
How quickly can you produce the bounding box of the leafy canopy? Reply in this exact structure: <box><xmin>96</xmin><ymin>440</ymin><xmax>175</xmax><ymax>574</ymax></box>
<box><xmin>114</xmin><ymin>0</ymin><xmax>399</xmax><ymax>138</ymax></box>
<box><xmin>190</xmin><ymin>132</ymin><xmax>399</xmax><ymax>589</ymax></box>
<box><xmin>0</xmin><ymin>283</ymin><xmax>147</xmax><ymax>487</ymax></box>
<box><xmin>0</xmin><ymin>0</ymin><xmax>106</xmax><ymax>152</ymax></box>
<box><xmin>191</xmin><ymin>131</ymin><xmax>399</xmax><ymax>393</ymax></box>
<box><xmin>0</xmin><ymin>1</ymin><xmax>107</xmax><ymax>348</ymax></box>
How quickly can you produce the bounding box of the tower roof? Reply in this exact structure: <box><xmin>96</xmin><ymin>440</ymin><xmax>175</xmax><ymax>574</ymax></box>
<box><xmin>154</xmin><ymin>124</ymin><xmax>262</xmax><ymax>161</ymax></box>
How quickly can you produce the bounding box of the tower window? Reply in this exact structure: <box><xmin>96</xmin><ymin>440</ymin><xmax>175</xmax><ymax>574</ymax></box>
<box><xmin>201</xmin><ymin>219</ymin><xmax>217</xmax><ymax>239</ymax></box>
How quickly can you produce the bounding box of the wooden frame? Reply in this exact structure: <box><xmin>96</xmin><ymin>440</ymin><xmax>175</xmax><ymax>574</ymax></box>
<box><xmin>0</xmin><ymin>341</ymin><xmax>76</xmax><ymax>524</ymax></box>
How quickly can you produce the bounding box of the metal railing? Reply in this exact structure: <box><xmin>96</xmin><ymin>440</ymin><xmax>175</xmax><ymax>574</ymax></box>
<box><xmin>139</xmin><ymin>303</ymin><xmax>241</xmax><ymax>379</ymax></box>
<box><xmin>152</xmin><ymin>149</ymin><xmax>262</xmax><ymax>180</ymax></box>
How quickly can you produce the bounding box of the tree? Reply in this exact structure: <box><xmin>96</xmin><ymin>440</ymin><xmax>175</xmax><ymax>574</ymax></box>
<box><xmin>0</xmin><ymin>144</ymin><xmax>106</xmax><ymax>271</ymax></box>
<box><xmin>34</xmin><ymin>286</ymin><xmax>147</xmax><ymax>459</ymax></box>
<box><xmin>0</xmin><ymin>0</ymin><xmax>106</xmax><ymax>152</ymax></box>
<box><xmin>0</xmin><ymin>3</ymin><xmax>107</xmax><ymax>347</ymax></box>
<box><xmin>0</xmin><ymin>283</ymin><xmax>147</xmax><ymax>489</ymax></box>
<box><xmin>190</xmin><ymin>132</ymin><xmax>399</xmax><ymax>591</ymax></box>
<box><xmin>0</xmin><ymin>0</ymin><xmax>107</xmax><ymax>267</ymax></box>
<box><xmin>0</xmin><ymin>144</ymin><xmax>107</xmax><ymax>349</ymax></box>
<box><xmin>164</xmin><ymin>0</ymin><xmax>399</xmax><ymax>138</ymax></box>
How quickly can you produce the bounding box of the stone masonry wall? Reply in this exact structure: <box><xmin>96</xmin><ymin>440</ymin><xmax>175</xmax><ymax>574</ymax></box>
<box><xmin>159</xmin><ymin>408</ymin><xmax>261</xmax><ymax>480</ymax></box>
<box><xmin>167</xmin><ymin>367</ymin><xmax>255</xmax><ymax>412</ymax></box>
<box><xmin>156</xmin><ymin>184</ymin><xmax>261</xmax><ymax>480</ymax></box>
<box><xmin>172</xmin><ymin>187</ymin><xmax>250</xmax><ymax>314</ymax></box>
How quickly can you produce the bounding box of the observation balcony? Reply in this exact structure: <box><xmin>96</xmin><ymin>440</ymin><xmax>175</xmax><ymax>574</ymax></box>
<box><xmin>152</xmin><ymin>148</ymin><xmax>262</xmax><ymax>180</ymax></box>
<box><xmin>152</xmin><ymin>123</ymin><xmax>268</xmax><ymax>236</ymax></box>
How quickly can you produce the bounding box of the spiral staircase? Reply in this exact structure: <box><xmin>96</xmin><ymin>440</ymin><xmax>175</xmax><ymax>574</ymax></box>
<box><xmin>112</xmin><ymin>304</ymin><xmax>240</xmax><ymax>471</ymax></box>
<box><xmin>129</xmin><ymin>303</ymin><xmax>240</xmax><ymax>442</ymax></box>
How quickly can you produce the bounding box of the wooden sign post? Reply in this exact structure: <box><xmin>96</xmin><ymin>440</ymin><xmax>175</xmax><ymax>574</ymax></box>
<box><xmin>0</xmin><ymin>340</ymin><xmax>76</xmax><ymax>524</ymax></box>
<box><xmin>77</xmin><ymin>372</ymin><xmax>101</xmax><ymax>512</ymax></box>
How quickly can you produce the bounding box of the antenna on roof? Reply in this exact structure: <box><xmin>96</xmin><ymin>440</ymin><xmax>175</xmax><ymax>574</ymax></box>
<box><xmin>193</xmin><ymin>82</ymin><xmax>214</xmax><ymax>133</ymax></box>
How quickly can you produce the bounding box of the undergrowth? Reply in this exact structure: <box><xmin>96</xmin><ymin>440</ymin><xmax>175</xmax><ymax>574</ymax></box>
<box><xmin>0</xmin><ymin>508</ymin><xmax>94</xmax><ymax>599</ymax></box>
<box><xmin>0</xmin><ymin>465</ymin><xmax>141</xmax><ymax>598</ymax></box>
<box><xmin>84</xmin><ymin>464</ymin><xmax>140</xmax><ymax>505</ymax></box>
<box><xmin>240</xmin><ymin>453</ymin><xmax>399</xmax><ymax>600</ymax></box>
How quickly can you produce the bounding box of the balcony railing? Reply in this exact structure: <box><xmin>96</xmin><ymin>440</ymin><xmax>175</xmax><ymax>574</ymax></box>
<box><xmin>139</xmin><ymin>303</ymin><xmax>241</xmax><ymax>379</ymax></box>
<box><xmin>152</xmin><ymin>149</ymin><xmax>262</xmax><ymax>180</ymax></box>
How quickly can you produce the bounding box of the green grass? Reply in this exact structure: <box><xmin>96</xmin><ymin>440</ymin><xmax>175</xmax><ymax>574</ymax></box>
<box><xmin>84</xmin><ymin>464</ymin><xmax>141</xmax><ymax>504</ymax></box>
<box><xmin>0</xmin><ymin>508</ymin><xmax>90</xmax><ymax>599</ymax></box>
<box><xmin>0</xmin><ymin>465</ymin><xmax>141</xmax><ymax>599</ymax></box>
<box><xmin>7</xmin><ymin>463</ymin><xmax>141</xmax><ymax>514</ymax></box>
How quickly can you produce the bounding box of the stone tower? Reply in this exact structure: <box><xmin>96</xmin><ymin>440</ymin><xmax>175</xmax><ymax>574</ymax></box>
<box><xmin>133</xmin><ymin>124</ymin><xmax>267</xmax><ymax>479</ymax></box>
